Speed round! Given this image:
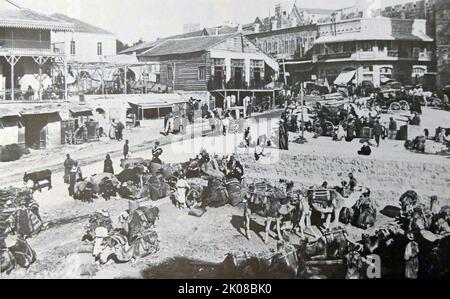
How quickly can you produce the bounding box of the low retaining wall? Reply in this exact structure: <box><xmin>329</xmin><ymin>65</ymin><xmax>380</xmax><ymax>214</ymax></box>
<box><xmin>238</xmin><ymin>151</ymin><xmax>450</xmax><ymax>207</ymax></box>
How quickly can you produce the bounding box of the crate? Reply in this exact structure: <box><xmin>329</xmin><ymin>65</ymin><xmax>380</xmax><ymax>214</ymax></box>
<box><xmin>361</xmin><ymin>127</ymin><xmax>373</xmax><ymax>139</ymax></box>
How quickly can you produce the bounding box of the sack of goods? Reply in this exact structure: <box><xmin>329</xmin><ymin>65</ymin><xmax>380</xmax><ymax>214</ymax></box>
<box><xmin>225</xmin><ymin>178</ymin><xmax>243</xmax><ymax>207</ymax></box>
<box><xmin>147</xmin><ymin>175</ymin><xmax>170</xmax><ymax>201</ymax></box>
<box><xmin>0</xmin><ymin>187</ymin><xmax>42</xmax><ymax>238</ymax></box>
<box><xmin>0</xmin><ymin>235</ymin><xmax>37</xmax><ymax>275</ymax></box>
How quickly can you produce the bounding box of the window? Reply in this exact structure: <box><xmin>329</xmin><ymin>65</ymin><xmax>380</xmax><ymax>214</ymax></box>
<box><xmin>97</xmin><ymin>42</ymin><xmax>103</xmax><ymax>56</ymax></box>
<box><xmin>198</xmin><ymin>66</ymin><xmax>206</xmax><ymax>80</ymax></box>
<box><xmin>70</xmin><ymin>41</ymin><xmax>76</xmax><ymax>55</ymax></box>
<box><xmin>167</xmin><ymin>65</ymin><xmax>174</xmax><ymax>81</ymax></box>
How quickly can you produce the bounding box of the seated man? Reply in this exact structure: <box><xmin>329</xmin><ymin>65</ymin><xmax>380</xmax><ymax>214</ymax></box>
<box><xmin>358</xmin><ymin>142</ymin><xmax>372</xmax><ymax>156</ymax></box>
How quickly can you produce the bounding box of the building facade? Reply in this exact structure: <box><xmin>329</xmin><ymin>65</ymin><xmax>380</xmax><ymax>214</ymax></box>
<box><xmin>0</xmin><ymin>2</ymin><xmax>73</xmax><ymax>101</ymax></box>
<box><xmin>138</xmin><ymin>33</ymin><xmax>280</xmax><ymax>108</ymax></box>
<box><xmin>247</xmin><ymin>25</ymin><xmax>317</xmax><ymax>60</ymax></box>
<box><xmin>312</xmin><ymin>17</ymin><xmax>433</xmax><ymax>87</ymax></box>
<box><xmin>51</xmin><ymin>13</ymin><xmax>117</xmax><ymax>63</ymax></box>
<box><xmin>380</xmin><ymin>0</ymin><xmax>450</xmax><ymax>86</ymax></box>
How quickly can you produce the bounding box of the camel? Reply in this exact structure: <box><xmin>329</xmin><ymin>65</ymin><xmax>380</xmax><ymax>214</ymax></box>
<box><xmin>243</xmin><ymin>181</ymin><xmax>294</xmax><ymax>244</ymax></box>
<box><xmin>326</xmin><ymin>189</ymin><xmax>365</xmax><ymax>230</ymax></box>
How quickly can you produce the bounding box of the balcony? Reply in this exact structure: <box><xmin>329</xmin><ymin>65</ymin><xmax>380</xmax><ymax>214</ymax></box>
<box><xmin>388</xmin><ymin>50</ymin><xmax>432</xmax><ymax>61</ymax></box>
<box><xmin>0</xmin><ymin>39</ymin><xmax>64</xmax><ymax>56</ymax></box>
<box><xmin>314</xmin><ymin>49</ymin><xmax>433</xmax><ymax>62</ymax></box>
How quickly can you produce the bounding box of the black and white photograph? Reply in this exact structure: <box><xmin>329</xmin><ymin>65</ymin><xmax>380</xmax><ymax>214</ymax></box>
<box><xmin>0</xmin><ymin>0</ymin><xmax>449</xmax><ymax>281</ymax></box>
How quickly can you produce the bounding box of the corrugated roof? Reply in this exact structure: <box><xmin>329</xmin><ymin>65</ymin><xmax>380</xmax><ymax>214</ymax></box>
<box><xmin>139</xmin><ymin>34</ymin><xmax>234</xmax><ymax>57</ymax></box>
<box><xmin>51</xmin><ymin>13</ymin><xmax>114</xmax><ymax>35</ymax></box>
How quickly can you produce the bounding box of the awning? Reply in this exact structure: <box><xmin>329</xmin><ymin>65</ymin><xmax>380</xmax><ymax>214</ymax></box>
<box><xmin>70</xmin><ymin>107</ymin><xmax>93</xmax><ymax>117</ymax></box>
<box><xmin>334</xmin><ymin>71</ymin><xmax>356</xmax><ymax>86</ymax></box>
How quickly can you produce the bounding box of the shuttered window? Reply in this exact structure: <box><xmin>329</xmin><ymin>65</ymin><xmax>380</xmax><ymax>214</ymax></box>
<box><xmin>198</xmin><ymin>66</ymin><xmax>206</xmax><ymax>80</ymax></box>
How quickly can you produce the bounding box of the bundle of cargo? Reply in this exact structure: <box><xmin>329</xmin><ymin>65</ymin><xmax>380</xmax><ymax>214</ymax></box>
<box><xmin>0</xmin><ymin>187</ymin><xmax>42</xmax><ymax>238</ymax></box>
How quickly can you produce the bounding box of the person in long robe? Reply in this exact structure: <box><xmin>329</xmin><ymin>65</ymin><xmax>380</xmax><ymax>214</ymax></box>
<box><xmin>104</xmin><ymin>154</ymin><xmax>114</xmax><ymax>174</ymax></box>
<box><xmin>64</xmin><ymin>154</ymin><xmax>75</xmax><ymax>184</ymax></box>
<box><xmin>175</xmin><ymin>174</ymin><xmax>190</xmax><ymax>209</ymax></box>
<box><xmin>279</xmin><ymin>120</ymin><xmax>289</xmax><ymax>150</ymax></box>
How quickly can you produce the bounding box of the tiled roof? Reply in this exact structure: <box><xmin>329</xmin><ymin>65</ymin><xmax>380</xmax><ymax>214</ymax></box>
<box><xmin>120</xmin><ymin>29</ymin><xmax>207</xmax><ymax>55</ymax></box>
<box><xmin>0</xmin><ymin>4</ymin><xmax>72</xmax><ymax>31</ymax></box>
<box><xmin>139</xmin><ymin>34</ymin><xmax>235</xmax><ymax>57</ymax></box>
<box><xmin>51</xmin><ymin>13</ymin><xmax>113</xmax><ymax>35</ymax></box>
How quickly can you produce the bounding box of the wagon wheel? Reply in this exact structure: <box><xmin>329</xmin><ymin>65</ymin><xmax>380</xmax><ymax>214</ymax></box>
<box><xmin>389</xmin><ymin>102</ymin><xmax>402</xmax><ymax>112</ymax></box>
<box><xmin>433</xmin><ymin>98</ymin><xmax>442</xmax><ymax>107</ymax></box>
<box><xmin>399</xmin><ymin>100</ymin><xmax>410</xmax><ymax>111</ymax></box>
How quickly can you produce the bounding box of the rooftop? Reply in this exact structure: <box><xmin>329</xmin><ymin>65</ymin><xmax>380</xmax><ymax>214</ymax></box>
<box><xmin>50</xmin><ymin>13</ymin><xmax>114</xmax><ymax>35</ymax></box>
<box><xmin>139</xmin><ymin>34</ymin><xmax>234</xmax><ymax>57</ymax></box>
<box><xmin>0</xmin><ymin>0</ymin><xmax>73</xmax><ymax>31</ymax></box>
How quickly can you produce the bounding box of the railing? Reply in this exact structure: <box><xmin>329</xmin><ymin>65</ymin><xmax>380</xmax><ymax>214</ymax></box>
<box><xmin>0</xmin><ymin>39</ymin><xmax>63</xmax><ymax>55</ymax></box>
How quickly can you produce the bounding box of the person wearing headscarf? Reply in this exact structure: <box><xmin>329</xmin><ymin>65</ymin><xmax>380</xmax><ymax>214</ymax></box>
<box><xmin>104</xmin><ymin>154</ymin><xmax>114</xmax><ymax>174</ymax></box>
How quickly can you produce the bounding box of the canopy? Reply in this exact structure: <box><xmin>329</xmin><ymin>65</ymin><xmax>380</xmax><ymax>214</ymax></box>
<box><xmin>334</xmin><ymin>70</ymin><xmax>356</xmax><ymax>86</ymax></box>
<box><xmin>69</xmin><ymin>107</ymin><xmax>93</xmax><ymax>117</ymax></box>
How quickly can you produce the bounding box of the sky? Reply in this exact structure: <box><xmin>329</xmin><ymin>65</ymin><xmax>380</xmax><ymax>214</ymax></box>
<box><xmin>8</xmin><ymin>0</ymin><xmax>418</xmax><ymax>44</ymax></box>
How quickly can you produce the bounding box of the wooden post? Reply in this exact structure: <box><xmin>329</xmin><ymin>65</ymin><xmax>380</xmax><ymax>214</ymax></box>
<box><xmin>124</xmin><ymin>65</ymin><xmax>128</xmax><ymax>95</ymax></box>
<box><xmin>38</xmin><ymin>61</ymin><xmax>43</xmax><ymax>101</ymax></box>
<box><xmin>11</xmin><ymin>57</ymin><xmax>15</xmax><ymax>101</ymax></box>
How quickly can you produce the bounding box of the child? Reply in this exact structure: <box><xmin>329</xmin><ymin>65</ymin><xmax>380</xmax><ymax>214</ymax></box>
<box><xmin>404</xmin><ymin>231</ymin><xmax>419</xmax><ymax>279</ymax></box>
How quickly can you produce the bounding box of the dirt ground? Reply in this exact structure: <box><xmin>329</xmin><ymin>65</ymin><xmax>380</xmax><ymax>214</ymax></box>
<box><xmin>1</xmin><ymin>107</ymin><xmax>449</xmax><ymax>279</ymax></box>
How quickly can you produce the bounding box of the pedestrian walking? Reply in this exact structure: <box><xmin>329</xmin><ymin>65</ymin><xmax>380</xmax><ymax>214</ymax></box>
<box><xmin>63</xmin><ymin>154</ymin><xmax>75</xmax><ymax>184</ymax></box>
<box><xmin>374</xmin><ymin>119</ymin><xmax>383</xmax><ymax>147</ymax></box>
<box><xmin>123</xmin><ymin>140</ymin><xmax>130</xmax><ymax>160</ymax></box>
<box><xmin>104</xmin><ymin>154</ymin><xmax>114</xmax><ymax>174</ymax></box>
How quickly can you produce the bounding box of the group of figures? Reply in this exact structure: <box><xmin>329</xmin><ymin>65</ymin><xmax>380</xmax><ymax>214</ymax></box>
<box><xmin>82</xmin><ymin>203</ymin><xmax>160</xmax><ymax>266</ymax></box>
<box><xmin>0</xmin><ymin>187</ymin><xmax>42</xmax><ymax>275</ymax></box>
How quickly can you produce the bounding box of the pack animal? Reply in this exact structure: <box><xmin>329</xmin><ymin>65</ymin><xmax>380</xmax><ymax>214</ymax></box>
<box><xmin>23</xmin><ymin>170</ymin><xmax>52</xmax><ymax>192</ymax></box>
<box><xmin>244</xmin><ymin>182</ymin><xmax>293</xmax><ymax>244</ymax></box>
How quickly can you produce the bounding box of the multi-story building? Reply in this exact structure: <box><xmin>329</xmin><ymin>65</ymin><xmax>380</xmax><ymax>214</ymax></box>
<box><xmin>312</xmin><ymin>17</ymin><xmax>433</xmax><ymax>87</ymax></box>
<box><xmin>380</xmin><ymin>0</ymin><xmax>450</xmax><ymax>86</ymax></box>
<box><xmin>51</xmin><ymin>13</ymin><xmax>117</xmax><ymax>63</ymax></box>
<box><xmin>138</xmin><ymin>33</ymin><xmax>280</xmax><ymax>108</ymax></box>
<box><xmin>0</xmin><ymin>1</ymin><xmax>73</xmax><ymax>100</ymax></box>
<box><xmin>247</xmin><ymin>24</ymin><xmax>317</xmax><ymax>60</ymax></box>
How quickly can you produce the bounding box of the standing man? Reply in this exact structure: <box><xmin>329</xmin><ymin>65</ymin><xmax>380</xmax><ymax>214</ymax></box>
<box><xmin>104</xmin><ymin>154</ymin><xmax>114</xmax><ymax>174</ymax></box>
<box><xmin>69</xmin><ymin>162</ymin><xmax>82</xmax><ymax>197</ymax></box>
<box><xmin>123</xmin><ymin>140</ymin><xmax>130</xmax><ymax>161</ymax></box>
<box><xmin>64</xmin><ymin>154</ymin><xmax>75</xmax><ymax>185</ymax></box>
<box><xmin>374</xmin><ymin>119</ymin><xmax>383</xmax><ymax>147</ymax></box>
<box><xmin>388</xmin><ymin>117</ymin><xmax>398</xmax><ymax>140</ymax></box>
<box><xmin>244</xmin><ymin>126</ymin><xmax>251</xmax><ymax>148</ymax></box>
<box><xmin>116</xmin><ymin>121</ymin><xmax>124</xmax><ymax>141</ymax></box>
<box><xmin>152</xmin><ymin>141</ymin><xmax>163</xmax><ymax>164</ymax></box>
